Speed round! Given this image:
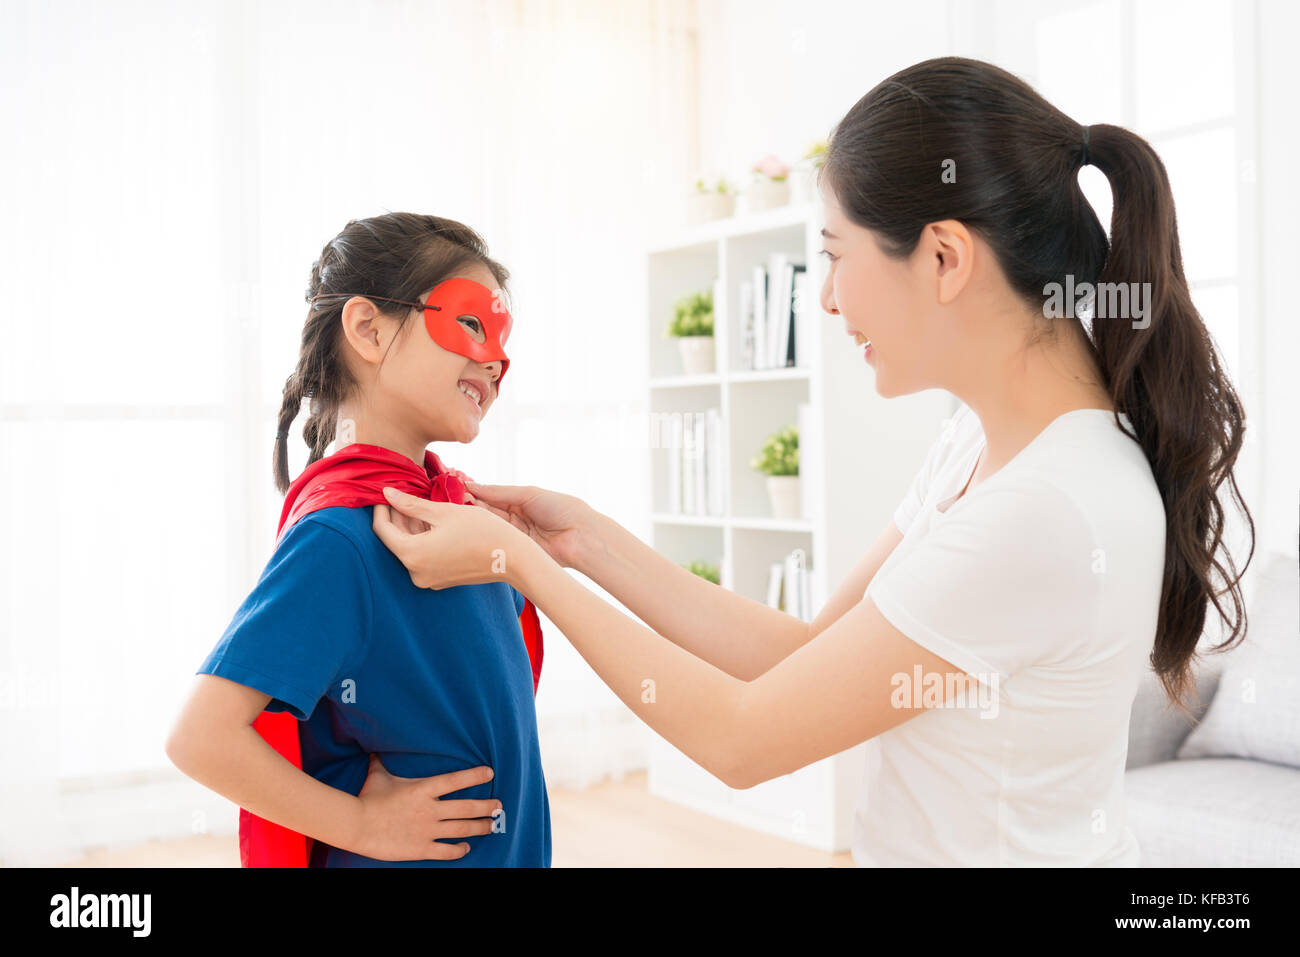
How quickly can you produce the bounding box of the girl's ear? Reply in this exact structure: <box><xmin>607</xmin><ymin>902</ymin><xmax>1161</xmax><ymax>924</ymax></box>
<box><xmin>338</xmin><ymin>296</ymin><xmax>392</xmax><ymax>368</ymax></box>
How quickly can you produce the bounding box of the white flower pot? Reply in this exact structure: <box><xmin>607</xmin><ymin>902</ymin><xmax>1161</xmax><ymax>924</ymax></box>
<box><xmin>676</xmin><ymin>335</ymin><xmax>715</xmax><ymax>375</ymax></box>
<box><xmin>747</xmin><ymin>178</ymin><xmax>790</xmax><ymax>212</ymax></box>
<box><xmin>688</xmin><ymin>192</ymin><xmax>735</xmax><ymax>224</ymax></box>
<box><xmin>766</xmin><ymin>474</ymin><xmax>801</xmax><ymax>520</ymax></box>
<box><xmin>789</xmin><ymin>164</ymin><xmax>818</xmax><ymax>204</ymax></box>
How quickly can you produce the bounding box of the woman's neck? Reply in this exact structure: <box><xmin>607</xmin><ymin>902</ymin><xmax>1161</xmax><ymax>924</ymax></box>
<box><xmin>956</xmin><ymin>319</ymin><xmax>1112</xmax><ymax>484</ymax></box>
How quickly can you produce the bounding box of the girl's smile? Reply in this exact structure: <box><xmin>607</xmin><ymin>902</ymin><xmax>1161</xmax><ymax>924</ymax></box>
<box><xmin>457</xmin><ymin>376</ymin><xmax>490</xmax><ymax>412</ymax></box>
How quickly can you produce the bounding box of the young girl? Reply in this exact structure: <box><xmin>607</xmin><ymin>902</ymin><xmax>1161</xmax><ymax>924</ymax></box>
<box><xmin>166</xmin><ymin>212</ymin><xmax>549</xmax><ymax>867</ymax></box>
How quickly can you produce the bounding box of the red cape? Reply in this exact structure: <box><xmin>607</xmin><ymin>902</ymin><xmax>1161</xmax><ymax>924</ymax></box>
<box><xmin>240</xmin><ymin>443</ymin><xmax>543</xmax><ymax>867</ymax></box>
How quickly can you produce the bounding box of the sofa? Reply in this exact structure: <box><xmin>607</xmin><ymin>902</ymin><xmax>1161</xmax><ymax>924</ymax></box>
<box><xmin>1124</xmin><ymin>551</ymin><xmax>1300</xmax><ymax>866</ymax></box>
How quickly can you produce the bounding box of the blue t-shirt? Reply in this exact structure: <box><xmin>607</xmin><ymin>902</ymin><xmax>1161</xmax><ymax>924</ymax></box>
<box><xmin>196</xmin><ymin>505</ymin><xmax>550</xmax><ymax>867</ymax></box>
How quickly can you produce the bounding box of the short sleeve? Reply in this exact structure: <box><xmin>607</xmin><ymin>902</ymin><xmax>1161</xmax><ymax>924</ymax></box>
<box><xmin>892</xmin><ymin>406</ymin><xmax>969</xmax><ymax>535</ymax></box>
<box><xmin>867</xmin><ymin>479</ymin><xmax>1100</xmax><ymax>683</ymax></box>
<box><xmin>196</xmin><ymin>517</ymin><xmax>373</xmax><ymax>720</ymax></box>
<box><xmin>512</xmin><ymin>586</ymin><xmax>525</xmax><ymax>616</ymax></box>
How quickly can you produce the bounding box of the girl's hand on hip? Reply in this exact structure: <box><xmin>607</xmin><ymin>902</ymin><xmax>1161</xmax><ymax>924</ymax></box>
<box><xmin>372</xmin><ymin>488</ymin><xmax>526</xmax><ymax>589</ymax></box>
<box><xmin>461</xmin><ymin>481</ymin><xmax>591</xmax><ymax>569</ymax></box>
<box><xmin>353</xmin><ymin>753</ymin><xmax>501</xmax><ymax>862</ymax></box>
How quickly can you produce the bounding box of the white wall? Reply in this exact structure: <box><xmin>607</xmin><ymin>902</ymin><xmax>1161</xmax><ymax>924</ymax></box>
<box><xmin>695</xmin><ymin>0</ymin><xmax>955</xmax><ymax>188</ymax></box>
<box><xmin>1257</xmin><ymin>0</ymin><xmax>1300</xmax><ymax>562</ymax></box>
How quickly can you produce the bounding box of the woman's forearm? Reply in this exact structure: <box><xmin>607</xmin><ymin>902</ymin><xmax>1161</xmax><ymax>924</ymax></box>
<box><xmin>168</xmin><ymin>724</ymin><xmax>365</xmax><ymax>855</ymax></box>
<box><xmin>515</xmin><ymin>540</ymin><xmax>748</xmax><ymax>787</ymax></box>
<box><xmin>573</xmin><ymin>509</ymin><xmax>811</xmax><ymax>681</ymax></box>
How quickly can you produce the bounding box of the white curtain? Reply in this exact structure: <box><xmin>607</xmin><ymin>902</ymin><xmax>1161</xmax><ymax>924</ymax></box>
<box><xmin>0</xmin><ymin>0</ymin><xmax>699</xmax><ymax>863</ymax></box>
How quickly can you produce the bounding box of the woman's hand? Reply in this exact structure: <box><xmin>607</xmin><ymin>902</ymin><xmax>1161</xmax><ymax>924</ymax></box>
<box><xmin>372</xmin><ymin>488</ymin><xmax>531</xmax><ymax>590</ymax></box>
<box><xmin>352</xmin><ymin>753</ymin><xmax>501</xmax><ymax>862</ymax></box>
<box><xmin>461</xmin><ymin>481</ymin><xmax>593</xmax><ymax>570</ymax></box>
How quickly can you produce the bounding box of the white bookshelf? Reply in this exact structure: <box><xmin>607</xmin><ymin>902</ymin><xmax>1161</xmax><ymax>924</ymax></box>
<box><xmin>644</xmin><ymin>200</ymin><xmax>955</xmax><ymax>852</ymax></box>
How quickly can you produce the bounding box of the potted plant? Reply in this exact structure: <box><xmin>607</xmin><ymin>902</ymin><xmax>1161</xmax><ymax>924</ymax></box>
<box><xmin>750</xmin><ymin>425</ymin><xmax>800</xmax><ymax>519</ymax></box>
<box><xmin>683</xmin><ymin>560</ymin><xmax>720</xmax><ymax>585</ymax></box>
<box><xmin>747</xmin><ymin>154</ymin><xmax>791</xmax><ymax>212</ymax></box>
<box><xmin>687</xmin><ymin>175</ymin><xmax>736</xmax><ymax>224</ymax></box>
<box><xmin>667</xmin><ymin>288</ymin><xmax>715</xmax><ymax>375</ymax></box>
<box><xmin>790</xmin><ymin>139</ymin><xmax>828</xmax><ymax>204</ymax></box>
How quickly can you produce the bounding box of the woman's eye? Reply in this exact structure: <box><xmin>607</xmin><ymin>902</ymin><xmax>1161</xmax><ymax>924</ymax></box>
<box><xmin>819</xmin><ymin>249</ymin><xmax>836</xmax><ymax>262</ymax></box>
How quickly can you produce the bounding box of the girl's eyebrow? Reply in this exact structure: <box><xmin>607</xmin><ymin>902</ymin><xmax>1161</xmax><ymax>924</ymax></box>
<box><xmin>820</xmin><ymin>228</ymin><xmax>838</xmax><ymax>240</ymax></box>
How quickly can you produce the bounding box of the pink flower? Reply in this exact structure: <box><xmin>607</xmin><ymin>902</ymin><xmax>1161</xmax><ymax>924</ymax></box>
<box><xmin>753</xmin><ymin>154</ymin><xmax>791</xmax><ymax>180</ymax></box>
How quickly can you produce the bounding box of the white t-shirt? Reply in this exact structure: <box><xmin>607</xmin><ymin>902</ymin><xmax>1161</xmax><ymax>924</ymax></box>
<box><xmin>853</xmin><ymin>401</ymin><xmax>1165</xmax><ymax>867</ymax></box>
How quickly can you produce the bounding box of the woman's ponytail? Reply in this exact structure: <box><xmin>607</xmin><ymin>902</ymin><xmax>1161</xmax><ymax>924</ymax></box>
<box><xmin>1085</xmin><ymin>124</ymin><xmax>1254</xmax><ymax>710</ymax></box>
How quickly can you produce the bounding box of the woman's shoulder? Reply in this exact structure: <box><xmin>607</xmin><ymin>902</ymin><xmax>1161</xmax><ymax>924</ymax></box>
<box><xmin>994</xmin><ymin>412</ymin><xmax>1166</xmax><ymax>547</ymax></box>
<box><xmin>1026</xmin><ymin>410</ymin><xmax>1162</xmax><ymax>504</ymax></box>
<box><xmin>921</xmin><ymin>400</ymin><xmax>983</xmax><ymax>467</ymax></box>
<box><xmin>941</xmin><ymin>399</ymin><xmax>979</xmax><ymax>440</ymax></box>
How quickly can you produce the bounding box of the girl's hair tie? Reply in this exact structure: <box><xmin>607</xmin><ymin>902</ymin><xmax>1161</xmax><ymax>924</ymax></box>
<box><xmin>310</xmin><ymin>291</ymin><xmax>440</xmax><ymax>311</ymax></box>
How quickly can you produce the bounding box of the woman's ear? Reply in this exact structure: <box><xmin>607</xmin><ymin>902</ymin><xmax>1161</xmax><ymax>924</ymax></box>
<box><xmin>924</xmin><ymin>219</ymin><xmax>975</xmax><ymax>306</ymax></box>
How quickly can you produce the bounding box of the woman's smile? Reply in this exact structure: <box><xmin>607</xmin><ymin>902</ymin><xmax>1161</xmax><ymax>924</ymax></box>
<box><xmin>848</xmin><ymin>328</ymin><xmax>874</xmax><ymax>362</ymax></box>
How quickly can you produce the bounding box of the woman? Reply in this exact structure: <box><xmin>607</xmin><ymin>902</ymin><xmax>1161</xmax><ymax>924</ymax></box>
<box><xmin>368</xmin><ymin>56</ymin><xmax>1254</xmax><ymax>866</ymax></box>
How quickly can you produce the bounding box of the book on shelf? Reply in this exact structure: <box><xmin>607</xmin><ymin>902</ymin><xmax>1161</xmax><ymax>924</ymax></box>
<box><xmin>738</xmin><ymin>254</ymin><xmax>806</xmax><ymax>371</ymax></box>
<box><xmin>667</xmin><ymin>413</ymin><xmax>683</xmax><ymax>513</ymax></box>
<box><xmin>751</xmin><ymin>264</ymin><xmax>767</xmax><ymax>370</ymax></box>
<box><xmin>785</xmin><ymin>273</ymin><xmax>806</xmax><ymax>369</ymax></box>
<box><xmin>665</xmin><ymin>407</ymin><xmax>724</xmax><ymax>517</ymax></box>
<box><xmin>783</xmin><ymin>551</ymin><xmax>802</xmax><ymax>621</ymax></box>
<box><xmin>692</xmin><ymin>410</ymin><xmax>706</xmax><ymax>515</ymax></box>
<box><xmin>766</xmin><ymin>547</ymin><xmax>815</xmax><ymax>622</ymax></box>
<box><xmin>739</xmin><ymin>280</ymin><xmax>755</xmax><ymax>371</ymax></box>
<box><xmin>707</xmin><ymin>408</ymin><xmax>724</xmax><ymax>516</ymax></box>
<box><xmin>681</xmin><ymin>411</ymin><xmax>696</xmax><ymax>514</ymax></box>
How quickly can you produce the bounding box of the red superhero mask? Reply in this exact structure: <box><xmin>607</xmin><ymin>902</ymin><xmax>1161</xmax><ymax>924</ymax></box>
<box><xmin>311</xmin><ymin>277</ymin><xmax>513</xmax><ymax>390</ymax></box>
<box><xmin>422</xmin><ymin>277</ymin><xmax>513</xmax><ymax>386</ymax></box>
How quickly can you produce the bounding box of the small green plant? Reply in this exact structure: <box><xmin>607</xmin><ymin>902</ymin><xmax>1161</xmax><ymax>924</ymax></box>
<box><xmin>667</xmin><ymin>289</ymin><xmax>714</xmax><ymax>338</ymax></box>
<box><xmin>802</xmin><ymin>139</ymin><xmax>828</xmax><ymax>167</ymax></box>
<box><xmin>751</xmin><ymin>425</ymin><xmax>798</xmax><ymax>477</ymax></box>
<box><xmin>694</xmin><ymin>176</ymin><xmax>734</xmax><ymax>195</ymax></box>
<box><xmin>683</xmin><ymin>560</ymin><xmax>720</xmax><ymax>584</ymax></box>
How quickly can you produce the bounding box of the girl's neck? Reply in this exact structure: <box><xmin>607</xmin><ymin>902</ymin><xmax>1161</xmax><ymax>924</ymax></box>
<box><xmin>332</xmin><ymin>403</ymin><xmax>429</xmax><ymax>469</ymax></box>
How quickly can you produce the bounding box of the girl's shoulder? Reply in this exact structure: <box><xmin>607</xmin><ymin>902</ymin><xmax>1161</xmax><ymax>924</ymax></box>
<box><xmin>274</xmin><ymin>505</ymin><xmax>378</xmax><ymax>566</ymax></box>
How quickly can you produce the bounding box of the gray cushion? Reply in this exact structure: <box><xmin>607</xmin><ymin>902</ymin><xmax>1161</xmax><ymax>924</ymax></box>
<box><xmin>1177</xmin><ymin>553</ymin><xmax>1300</xmax><ymax>768</ymax></box>
<box><xmin>1126</xmin><ymin>757</ymin><xmax>1300</xmax><ymax>866</ymax></box>
<box><xmin>1126</xmin><ymin>656</ymin><xmax>1222</xmax><ymax>770</ymax></box>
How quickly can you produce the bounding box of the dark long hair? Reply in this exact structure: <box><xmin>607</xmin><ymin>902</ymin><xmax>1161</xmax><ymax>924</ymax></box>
<box><xmin>822</xmin><ymin>56</ymin><xmax>1254</xmax><ymax>713</ymax></box>
<box><xmin>274</xmin><ymin>212</ymin><xmax>509</xmax><ymax>494</ymax></box>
